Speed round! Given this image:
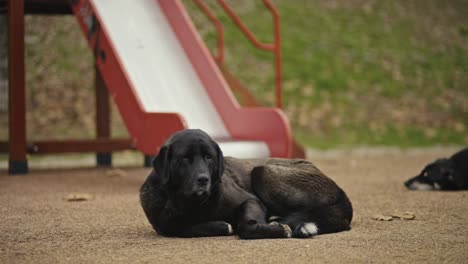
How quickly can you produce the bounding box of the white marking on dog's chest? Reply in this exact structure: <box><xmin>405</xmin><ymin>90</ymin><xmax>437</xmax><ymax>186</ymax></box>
<box><xmin>409</xmin><ymin>182</ymin><xmax>434</xmax><ymax>191</ymax></box>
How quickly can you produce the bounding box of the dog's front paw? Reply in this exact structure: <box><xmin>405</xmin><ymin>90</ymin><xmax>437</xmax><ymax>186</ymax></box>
<box><xmin>187</xmin><ymin>221</ymin><xmax>235</xmax><ymax>237</ymax></box>
<box><xmin>294</xmin><ymin>222</ymin><xmax>318</xmax><ymax>238</ymax></box>
<box><xmin>226</xmin><ymin>223</ymin><xmax>234</xmax><ymax>235</ymax></box>
<box><xmin>210</xmin><ymin>221</ymin><xmax>234</xmax><ymax>235</ymax></box>
<box><xmin>282</xmin><ymin>224</ymin><xmax>292</xmax><ymax>238</ymax></box>
<box><xmin>215</xmin><ymin>221</ymin><xmax>234</xmax><ymax>235</ymax></box>
<box><xmin>269</xmin><ymin>222</ymin><xmax>292</xmax><ymax>238</ymax></box>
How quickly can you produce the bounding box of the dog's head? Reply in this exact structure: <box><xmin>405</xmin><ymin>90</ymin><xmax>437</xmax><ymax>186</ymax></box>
<box><xmin>153</xmin><ymin>129</ymin><xmax>224</xmax><ymax>206</ymax></box>
<box><xmin>404</xmin><ymin>158</ymin><xmax>456</xmax><ymax>191</ymax></box>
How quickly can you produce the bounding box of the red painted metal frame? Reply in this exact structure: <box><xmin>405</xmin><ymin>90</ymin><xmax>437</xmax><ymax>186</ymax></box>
<box><xmin>192</xmin><ymin>1</ymin><xmax>302</xmax><ymax>157</ymax></box>
<box><xmin>0</xmin><ymin>139</ymin><xmax>134</xmax><ymax>154</ymax></box>
<box><xmin>27</xmin><ymin>139</ymin><xmax>134</xmax><ymax>154</ymax></box>
<box><xmin>193</xmin><ymin>0</ymin><xmax>224</xmax><ymax>64</ymax></box>
<box><xmin>159</xmin><ymin>0</ymin><xmax>292</xmax><ymax>158</ymax></box>
<box><xmin>5</xmin><ymin>0</ymin><xmax>139</xmax><ymax>174</ymax></box>
<box><xmin>0</xmin><ymin>0</ymin><xmax>73</xmax><ymax>15</ymax></box>
<box><xmin>70</xmin><ymin>0</ymin><xmax>291</xmax><ymax>157</ymax></box>
<box><xmin>7</xmin><ymin>0</ymin><xmax>28</xmax><ymax>174</ymax></box>
<box><xmin>192</xmin><ymin>1</ymin><xmax>259</xmax><ymax>107</ymax></box>
<box><xmin>95</xmin><ymin>65</ymin><xmax>112</xmax><ymax>165</ymax></box>
<box><xmin>193</xmin><ymin>0</ymin><xmax>283</xmax><ymax>109</ymax></box>
<box><xmin>70</xmin><ymin>0</ymin><xmax>187</xmax><ymax>155</ymax></box>
<box><xmin>217</xmin><ymin>0</ymin><xmax>283</xmax><ymax>109</ymax></box>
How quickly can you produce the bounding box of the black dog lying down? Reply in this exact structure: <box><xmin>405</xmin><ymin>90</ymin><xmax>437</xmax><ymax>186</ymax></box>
<box><xmin>140</xmin><ymin>129</ymin><xmax>352</xmax><ymax>239</ymax></box>
<box><xmin>405</xmin><ymin>147</ymin><xmax>468</xmax><ymax>191</ymax></box>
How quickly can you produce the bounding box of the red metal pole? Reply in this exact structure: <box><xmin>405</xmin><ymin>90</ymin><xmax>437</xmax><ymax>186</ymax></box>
<box><xmin>193</xmin><ymin>0</ymin><xmax>225</xmax><ymax>64</ymax></box>
<box><xmin>217</xmin><ymin>0</ymin><xmax>275</xmax><ymax>51</ymax></box>
<box><xmin>95</xmin><ymin>65</ymin><xmax>112</xmax><ymax>166</ymax></box>
<box><xmin>8</xmin><ymin>0</ymin><xmax>28</xmax><ymax>174</ymax></box>
<box><xmin>263</xmin><ymin>0</ymin><xmax>283</xmax><ymax>109</ymax></box>
<box><xmin>216</xmin><ymin>0</ymin><xmax>282</xmax><ymax>108</ymax></box>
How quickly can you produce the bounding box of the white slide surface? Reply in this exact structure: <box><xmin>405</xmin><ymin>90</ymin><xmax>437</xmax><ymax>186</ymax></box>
<box><xmin>91</xmin><ymin>0</ymin><xmax>270</xmax><ymax>158</ymax></box>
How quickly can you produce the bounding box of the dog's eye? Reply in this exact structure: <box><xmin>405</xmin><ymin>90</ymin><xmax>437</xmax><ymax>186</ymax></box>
<box><xmin>183</xmin><ymin>156</ymin><xmax>193</xmax><ymax>163</ymax></box>
<box><xmin>205</xmin><ymin>154</ymin><xmax>212</xmax><ymax>160</ymax></box>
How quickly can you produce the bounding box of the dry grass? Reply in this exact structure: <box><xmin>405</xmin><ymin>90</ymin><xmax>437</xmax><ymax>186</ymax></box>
<box><xmin>0</xmin><ymin>1</ymin><xmax>467</xmax><ymax>148</ymax></box>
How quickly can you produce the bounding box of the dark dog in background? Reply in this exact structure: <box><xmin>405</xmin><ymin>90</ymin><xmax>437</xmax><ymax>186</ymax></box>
<box><xmin>405</xmin><ymin>147</ymin><xmax>468</xmax><ymax>191</ymax></box>
<box><xmin>140</xmin><ymin>129</ymin><xmax>353</xmax><ymax>239</ymax></box>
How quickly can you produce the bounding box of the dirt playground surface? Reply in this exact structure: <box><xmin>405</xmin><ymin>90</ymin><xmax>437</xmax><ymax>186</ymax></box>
<box><xmin>1</xmin><ymin>148</ymin><xmax>467</xmax><ymax>263</ymax></box>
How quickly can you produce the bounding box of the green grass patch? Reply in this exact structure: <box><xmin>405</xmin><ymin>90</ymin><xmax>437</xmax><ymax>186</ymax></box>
<box><xmin>1</xmin><ymin>2</ymin><xmax>466</xmax><ymax>150</ymax></box>
<box><xmin>295</xmin><ymin>125</ymin><xmax>466</xmax><ymax>150</ymax></box>
<box><xmin>185</xmin><ymin>0</ymin><xmax>468</xmax><ymax>148</ymax></box>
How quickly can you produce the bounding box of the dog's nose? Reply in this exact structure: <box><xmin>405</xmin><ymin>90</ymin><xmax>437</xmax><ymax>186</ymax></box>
<box><xmin>197</xmin><ymin>176</ymin><xmax>209</xmax><ymax>186</ymax></box>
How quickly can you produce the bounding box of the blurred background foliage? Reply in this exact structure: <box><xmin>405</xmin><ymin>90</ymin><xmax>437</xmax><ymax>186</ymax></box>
<box><xmin>0</xmin><ymin>0</ymin><xmax>467</xmax><ymax>149</ymax></box>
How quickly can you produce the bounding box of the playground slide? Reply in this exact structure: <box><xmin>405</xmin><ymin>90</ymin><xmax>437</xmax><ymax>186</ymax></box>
<box><xmin>70</xmin><ymin>0</ymin><xmax>292</xmax><ymax>158</ymax></box>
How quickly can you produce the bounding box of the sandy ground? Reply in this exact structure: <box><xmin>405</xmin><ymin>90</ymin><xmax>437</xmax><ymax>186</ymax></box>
<box><xmin>1</xmin><ymin>148</ymin><xmax>467</xmax><ymax>264</ymax></box>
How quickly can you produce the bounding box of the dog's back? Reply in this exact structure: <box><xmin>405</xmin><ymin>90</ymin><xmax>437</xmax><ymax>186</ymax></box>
<box><xmin>451</xmin><ymin>147</ymin><xmax>468</xmax><ymax>189</ymax></box>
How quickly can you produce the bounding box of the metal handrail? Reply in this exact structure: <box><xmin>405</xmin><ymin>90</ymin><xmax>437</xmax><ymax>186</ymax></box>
<box><xmin>192</xmin><ymin>0</ymin><xmax>283</xmax><ymax>108</ymax></box>
<box><xmin>193</xmin><ymin>0</ymin><xmax>224</xmax><ymax>64</ymax></box>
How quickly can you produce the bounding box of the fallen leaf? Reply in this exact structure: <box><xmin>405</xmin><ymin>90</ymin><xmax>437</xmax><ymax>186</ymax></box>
<box><xmin>391</xmin><ymin>212</ymin><xmax>416</xmax><ymax>220</ymax></box>
<box><xmin>372</xmin><ymin>214</ymin><xmax>393</xmax><ymax>221</ymax></box>
<box><xmin>63</xmin><ymin>193</ymin><xmax>94</xmax><ymax>202</ymax></box>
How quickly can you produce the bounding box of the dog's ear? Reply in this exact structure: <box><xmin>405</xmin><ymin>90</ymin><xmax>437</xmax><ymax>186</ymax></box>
<box><xmin>432</xmin><ymin>158</ymin><xmax>454</xmax><ymax>181</ymax></box>
<box><xmin>441</xmin><ymin>164</ymin><xmax>455</xmax><ymax>181</ymax></box>
<box><xmin>153</xmin><ymin>145</ymin><xmax>172</xmax><ymax>185</ymax></box>
<box><xmin>215</xmin><ymin>143</ymin><xmax>225</xmax><ymax>183</ymax></box>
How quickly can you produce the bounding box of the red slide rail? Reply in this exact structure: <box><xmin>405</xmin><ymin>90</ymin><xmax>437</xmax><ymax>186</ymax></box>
<box><xmin>159</xmin><ymin>0</ymin><xmax>292</xmax><ymax>157</ymax></box>
<box><xmin>193</xmin><ymin>0</ymin><xmax>283</xmax><ymax>109</ymax></box>
<box><xmin>70</xmin><ymin>0</ymin><xmax>292</xmax><ymax>157</ymax></box>
<box><xmin>193</xmin><ymin>0</ymin><xmax>224</xmax><ymax>64</ymax></box>
<box><xmin>70</xmin><ymin>0</ymin><xmax>187</xmax><ymax>155</ymax></box>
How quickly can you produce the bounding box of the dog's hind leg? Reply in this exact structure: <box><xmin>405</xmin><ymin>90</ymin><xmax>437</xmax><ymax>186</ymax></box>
<box><xmin>278</xmin><ymin>201</ymin><xmax>352</xmax><ymax>238</ymax></box>
<box><xmin>273</xmin><ymin>212</ymin><xmax>317</xmax><ymax>238</ymax></box>
<box><xmin>235</xmin><ymin>199</ymin><xmax>292</xmax><ymax>239</ymax></box>
<box><xmin>251</xmin><ymin>165</ymin><xmax>353</xmax><ymax>238</ymax></box>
